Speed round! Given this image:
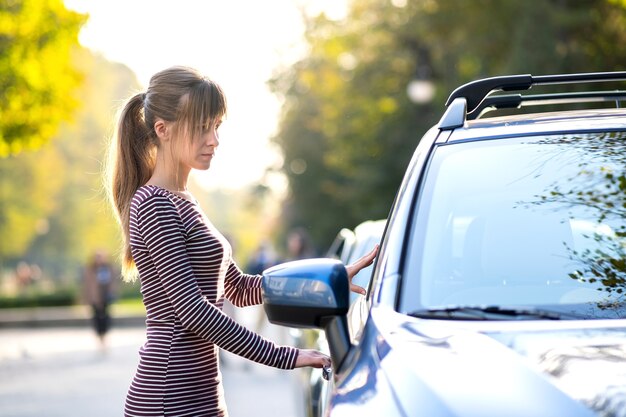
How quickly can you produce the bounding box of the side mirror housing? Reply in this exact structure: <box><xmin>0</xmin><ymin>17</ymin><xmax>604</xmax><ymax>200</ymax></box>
<box><xmin>262</xmin><ymin>258</ymin><xmax>351</xmax><ymax>368</ymax></box>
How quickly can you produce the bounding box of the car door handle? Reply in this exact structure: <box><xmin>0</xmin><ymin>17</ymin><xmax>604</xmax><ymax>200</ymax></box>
<box><xmin>322</xmin><ymin>365</ymin><xmax>332</xmax><ymax>381</ymax></box>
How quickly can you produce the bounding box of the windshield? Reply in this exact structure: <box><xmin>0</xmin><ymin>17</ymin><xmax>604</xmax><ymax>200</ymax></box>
<box><xmin>402</xmin><ymin>132</ymin><xmax>626</xmax><ymax>319</ymax></box>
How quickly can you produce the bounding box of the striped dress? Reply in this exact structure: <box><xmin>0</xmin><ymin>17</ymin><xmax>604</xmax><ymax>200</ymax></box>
<box><xmin>124</xmin><ymin>185</ymin><xmax>298</xmax><ymax>417</ymax></box>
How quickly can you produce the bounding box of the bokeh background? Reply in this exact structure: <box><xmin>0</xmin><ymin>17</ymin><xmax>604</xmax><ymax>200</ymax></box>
<box><xmin>2</xmin><ymin>0</ymin><xmax>626</xmax><ymax>303</ymax></box>
<box><xmin>1</xmin><ymin>0</ymin><xmax>626</xmax><ymax>415</ymax></box>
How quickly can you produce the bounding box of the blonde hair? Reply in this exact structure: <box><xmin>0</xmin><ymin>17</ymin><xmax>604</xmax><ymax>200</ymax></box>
<box><xmin>106</xmin><ymin>66</ymin><xmax>227</xmax><ymax>280</ymax></box>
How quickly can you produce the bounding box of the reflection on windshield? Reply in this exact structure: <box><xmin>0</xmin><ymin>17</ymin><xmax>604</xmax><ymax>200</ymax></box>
<box><xmin>407</xmin><ymin>132</ymin><xmax>626</xmax><ymax>318</ymax></box>
<box><xmin>531</xmin><ymin>133</ymin><xmax>626</xmax><ymax>310</ymax></box>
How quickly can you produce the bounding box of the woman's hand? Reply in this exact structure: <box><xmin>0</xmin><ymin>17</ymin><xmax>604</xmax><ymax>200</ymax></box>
<box><xmin>345</xmin><ymin>245</ymin><xmax>379</xmax><ymax>295</ymax></box>
<box><xmin>295</xmin><ymin>349</ymin><xmax>331</xmax><ymax>369</ymax></box>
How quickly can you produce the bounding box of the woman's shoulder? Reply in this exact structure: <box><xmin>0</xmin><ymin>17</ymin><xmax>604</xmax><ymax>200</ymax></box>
<box><xmin>133</xmin><ymin>184</ymin><xmax>171</xmax><ymax>203</ymax></box>
<box><xmin>130</xmin><ymin>185</ymin><xmax>179</xmax><ymax>214</ymax></box>
<box><xmin>130</xmin><ymin>185</ymin><xmax>205</xmax><ymax>234</ymax></box>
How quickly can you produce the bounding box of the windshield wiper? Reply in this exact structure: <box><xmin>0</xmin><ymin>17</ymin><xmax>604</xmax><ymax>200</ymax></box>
<box><xmin>408</xmin><ymin>305</ymin><xmax>568</xmax><ymax>321</ymax></box>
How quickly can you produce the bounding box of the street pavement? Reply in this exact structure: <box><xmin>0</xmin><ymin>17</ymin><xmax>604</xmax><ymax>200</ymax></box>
<box><xmin>0</xmin><ymin>307</ymin><xmax>308</xmax><ymax>417</ymax></box>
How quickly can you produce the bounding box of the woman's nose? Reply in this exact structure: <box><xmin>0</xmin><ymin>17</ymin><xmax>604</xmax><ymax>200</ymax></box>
<box><xmin>207</xmin><ymin>129</ymin><xmax>219</xmax><ymax>147</ymax></box>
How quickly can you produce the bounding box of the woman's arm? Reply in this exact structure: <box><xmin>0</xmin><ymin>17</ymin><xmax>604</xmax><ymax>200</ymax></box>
<box><xmin>224</xmin><ymin>262</ymin><xmax>263</xmax><ymax>307</ymax></box>
<box><xmin>135</xmin><ymin>195</ymin><xmax>298</xmax><ymax>369</ymax></box>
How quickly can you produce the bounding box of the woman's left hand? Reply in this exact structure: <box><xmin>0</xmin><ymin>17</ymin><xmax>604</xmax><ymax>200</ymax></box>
<box><xmin>345</xmin><ymin>245</ymin><xmax>379</xmax><ymax>295</ymax></box>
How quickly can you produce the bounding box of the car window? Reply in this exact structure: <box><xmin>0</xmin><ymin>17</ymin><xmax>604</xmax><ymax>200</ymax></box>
<box><xmin>402</xmin><ymin>132</ymin><xmax>626</xmax><ymax>318</ymax></box>
<box><xmin>347</xmin><ymin>221</ymin><xmax>386</xmax><ymax>303</ymax></box>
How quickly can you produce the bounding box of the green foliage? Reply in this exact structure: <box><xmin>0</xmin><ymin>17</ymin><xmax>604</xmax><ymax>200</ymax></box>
<box><xmin>270</xmin><ymin>0</ymin><xmax>626</xmax><ymax>249</ymax></box>
<box><xmin>0</xmin><ymin>145</ymin><xmax>65</xmax><ymax>258</ymax></box>
<box><xmin>0</xmin><ymin>49</ymin><xmax>141</xmax><ymax>283</ymax></box>
<box><xmin>0</xmin><ymin>287</ymin><xmax>76</xmax><ymax>308</ymax></box>
<box><xmin>0</xmin><ymin>0</ymin><xmax>86</xmax><ymax>155</ymax></box>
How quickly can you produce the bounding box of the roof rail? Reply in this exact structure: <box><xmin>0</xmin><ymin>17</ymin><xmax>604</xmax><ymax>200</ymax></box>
<box><xmin>468</xmin><ymin>90</ymin><xmax>626</xmax><ymax>120</ymax></box>
<box><xmin>440</xmin><ymin>71</ymin><xmax>626</xmax><ymax>129</ymax></box>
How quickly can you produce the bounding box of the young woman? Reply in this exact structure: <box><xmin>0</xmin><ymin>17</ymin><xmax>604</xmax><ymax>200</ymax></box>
<box><xmin>107</xmin><ymin>66</ymin><xmax>376</xmax><ymax>417</ymax></box>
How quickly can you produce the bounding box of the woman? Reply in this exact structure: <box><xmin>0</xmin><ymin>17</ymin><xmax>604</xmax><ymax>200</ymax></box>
<box><xmin>107</xmin><ymin>66</ymin><xmax>376</xmax><ymax>417</ymax></box>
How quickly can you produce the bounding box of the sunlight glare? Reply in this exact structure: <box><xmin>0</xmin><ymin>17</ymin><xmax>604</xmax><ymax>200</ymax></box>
<box><xmin>64</xmin><ymin>0</ymin><xmax>347</xmax><ymax>191</ymax></box>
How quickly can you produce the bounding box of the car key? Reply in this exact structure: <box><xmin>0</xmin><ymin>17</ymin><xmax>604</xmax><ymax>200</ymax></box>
<box><xmin>322</xmin><ymin>365</ymin><xmax>332</xmax><ymax>381</ymax></box>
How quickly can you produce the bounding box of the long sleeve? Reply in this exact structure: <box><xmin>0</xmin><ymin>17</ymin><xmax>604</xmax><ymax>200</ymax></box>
<box><xmin>224</xmin><ymin>261</ymin><xmax>263</xmax><ymax>307</ymax></box>
<box><xmin>133</xmin><ymin>194</ymin><xmax>298</xmax><ymax>370</ymax></box>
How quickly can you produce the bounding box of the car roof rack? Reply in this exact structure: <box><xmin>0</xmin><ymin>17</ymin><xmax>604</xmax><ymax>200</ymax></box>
<box><xmin>438</xmin><ymin>71</ymin><xmax>626</xmax><ymax>130</ymax></box>
<box><xmin>468</xmin><ymin>90</ymin><xmax>626</xmax><ymax>120</ymax></box>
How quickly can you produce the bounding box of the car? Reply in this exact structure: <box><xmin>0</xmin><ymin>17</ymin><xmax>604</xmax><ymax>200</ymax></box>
<box><xmin>302</xmin><ymin>219</ymin><xmax>386</xmax><ymax>417</ymax></box>
<box><xmin>327</xmin><ymin>219</ymin><xmax>386</xmax><ymax>304</ymax></box>
<box><xmin>326</xmin><ymin>227</ymin><xmax>356</xmax><ymax>264</ymax></box>
<box><xmin>262</xmin><ymin>71</ymin><xmax>626</xmax><ymax>417</ymax></box>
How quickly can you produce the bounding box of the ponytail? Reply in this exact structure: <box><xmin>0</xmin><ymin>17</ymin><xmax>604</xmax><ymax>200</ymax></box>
<box><xmin>106</xmin><ymin>66</ymin><xmax>228</xmax><ymax>281</ymax></box>
<box><xmin>106</xmin><ymin>92</ymin><xmax>154</xmax><ymax>281</ymax></box>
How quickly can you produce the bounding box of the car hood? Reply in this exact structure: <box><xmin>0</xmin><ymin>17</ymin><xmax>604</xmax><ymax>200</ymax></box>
<box><xmin>372</xmin><ymin>308</ymin><xmax>626</xmax><ymax>417</ymax></box>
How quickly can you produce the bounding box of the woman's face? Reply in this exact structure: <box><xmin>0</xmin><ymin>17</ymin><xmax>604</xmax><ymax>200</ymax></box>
<box><xmin>178</xmin><ymin>119</ymin><xmax>222</xmax><ymax>171</ymax></box>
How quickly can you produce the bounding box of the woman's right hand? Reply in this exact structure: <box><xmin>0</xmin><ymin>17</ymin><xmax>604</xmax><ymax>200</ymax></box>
<box><xmin>295</xmin><ymin>349</ymin><xmax>331</xmax><ymax>369</ymax></box>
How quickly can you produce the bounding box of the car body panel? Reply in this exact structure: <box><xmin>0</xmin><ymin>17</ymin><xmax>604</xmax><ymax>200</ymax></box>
<box><xmin>329</xmin><ymin>307</ymin><xmax>626</xmax><ymax>416</ymax></box>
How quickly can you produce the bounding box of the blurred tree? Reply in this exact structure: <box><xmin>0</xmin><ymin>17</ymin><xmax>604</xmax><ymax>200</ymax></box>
<box><xmin>0</xmin><ymin>144</ymin><xmax>64</xmax><ymax>258</ymax></box>
<box><xmin>0</xmin><ymin>0</ymin><xmax>86</xmax><ymax>155</ymax></box>
<box><xmin>1</xmin><ymin>49</ymin><xmax>140</xmax><ymax>283</ymax></box>
<box><xmin>193</xmin><ymin>184</ymin><xmax>283</xmax><ymax>268</ymax></box>
<box><xmin>27</xmin><ymin>50</ymin><xmax>140</xmax><ymax>280</ymax></box>
<box><xmin>270</xmin><ymin>0</ymin><xmax>626</xmax><ymax>249</ymax></box>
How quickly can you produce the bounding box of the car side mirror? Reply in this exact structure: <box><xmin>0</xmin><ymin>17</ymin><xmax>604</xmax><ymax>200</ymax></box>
<box><xmin>262</xmin><ymin>258</ymin><xmax>351</xmax><ymax>369</ymax></box>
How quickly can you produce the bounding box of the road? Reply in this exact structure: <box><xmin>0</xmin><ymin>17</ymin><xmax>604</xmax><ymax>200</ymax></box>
<box><xmin>0</xmin><ymin>314</ymin><xmax>307</xmax><ymax>417</ymax></box>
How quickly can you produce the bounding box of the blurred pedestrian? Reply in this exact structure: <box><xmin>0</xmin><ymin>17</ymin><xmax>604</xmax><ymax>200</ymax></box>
<box><xmin>106</xmin><ymin>66</ymin><xmax>377</xmax><ymax>417</ymax></box>
<box><xmin>15</xmin><ymin>261</ymin><xmax>34</xmax><ymax>290</ymax></box>
<box><xmin>283</xmin><ymin>227</ymin><xmax>317</xmax><ymax>262</ymax></box>
<box><xmin>246</xmin><ymin>239</ymin><xmax>277</xmax><ymax>275</ymax></box>
<box><xmin>82</xmin><ymin>249</ymin><xmax>117</xmax><ymax>349</ymax></box>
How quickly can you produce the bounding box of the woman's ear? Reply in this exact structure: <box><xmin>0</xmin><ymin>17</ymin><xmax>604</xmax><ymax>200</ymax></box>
<box><xmin>154</xmin><ymin>119</ymin><xmax>170</xmax><ymax>142</ymax></box>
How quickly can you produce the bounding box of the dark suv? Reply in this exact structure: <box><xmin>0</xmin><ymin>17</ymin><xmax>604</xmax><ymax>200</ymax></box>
<box><xmin>263</xmin><ymin>72</ymin><xmax>626</xmax><ymax>417</ymax></box>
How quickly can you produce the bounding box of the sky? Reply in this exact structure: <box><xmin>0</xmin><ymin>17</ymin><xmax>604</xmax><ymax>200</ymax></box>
<box><xmin>64</xmin><ymin>0</ymin><xmax>348</xmax><ymax>191</ymax></box>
